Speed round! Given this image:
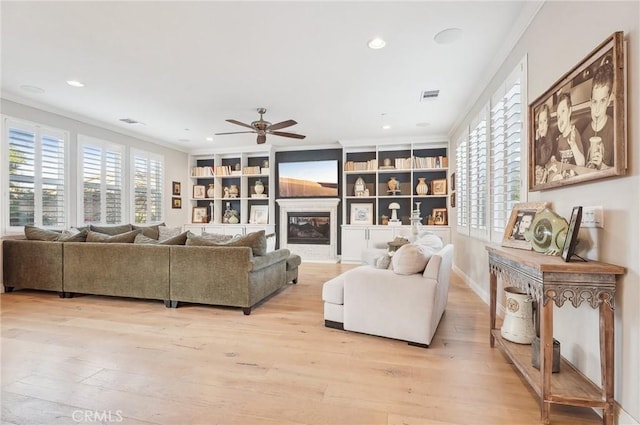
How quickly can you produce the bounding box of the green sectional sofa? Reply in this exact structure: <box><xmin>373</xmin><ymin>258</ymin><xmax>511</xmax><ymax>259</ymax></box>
<box><xmin>2</xmin><ymin>239</ymin><xmax>291</xmax><ymax>315</ymax></box>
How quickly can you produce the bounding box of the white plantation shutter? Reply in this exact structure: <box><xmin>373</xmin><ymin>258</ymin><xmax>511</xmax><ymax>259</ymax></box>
<box><xmin>456</xmin><ymin>135</ymin><xmax>468</xmax><ymax>234</ymax></box>
<box><xmin>5</xmin><ymin>119</ymin><xmax>67</xmax><ymax>230</ymax></box>
<box><xmin>490</xmin><ymin>61</ymin><xmax>525</xmax><ymax>242</ymax></box>
<box><xmin>132</xmin><ymin>149</ymin><xmax>164</xmax><ymax>224</ymax></box>
<box><xmin>469</xmin><ymin>114</ymin><xmax>488</xmax><ymax>237</ymax></box>
<box><xmin>80</xmin><ymin>136</ymin><xmax>124</xmax><ymax>225</ymax></box>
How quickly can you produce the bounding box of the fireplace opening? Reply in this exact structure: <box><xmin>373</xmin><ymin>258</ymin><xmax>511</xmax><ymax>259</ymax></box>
<box><xmin>287</xmin><ymin>212</ymin><xmax>330</xmax><ymax>245</ymax></box>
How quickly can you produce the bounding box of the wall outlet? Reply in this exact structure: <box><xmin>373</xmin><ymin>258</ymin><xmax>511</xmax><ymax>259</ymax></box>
<box><xmin>582</xmin><ymin>206</ymin><xmax>603</xmax><ymax>228</ymax></box>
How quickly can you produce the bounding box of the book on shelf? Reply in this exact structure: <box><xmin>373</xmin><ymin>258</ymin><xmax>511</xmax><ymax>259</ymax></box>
<box><xmin>413</xmin><ymin>156</ymin><xmax>448</xmax><ymax>169</ymax></box>
<box><xmin>394</xmin><ymin>157</ymin><xmax>412</xmax><ymax>170</ymax></box>
<box><xmin>344</xmin><ymin>159</ymin><xmax>378</xmax><ymax>172</ymax></box>
<box><xmin>243</xmin><ymin>165</ymin><xmax>261</xmax><ymax>175</ymax></box>
<box><xmin>191</xmin><ymin>166</ymin><xmax>215</xmax><ymax>177</ymax></box>
<box><xmin>215</xmin><ymin>165</ymin><xmax>232</xmax><ymax>176</ymax></box>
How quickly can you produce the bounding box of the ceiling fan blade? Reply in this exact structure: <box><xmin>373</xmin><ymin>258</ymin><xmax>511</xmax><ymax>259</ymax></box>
<box><xmin>267</xmin><ymin>119</ymin><xmax>297</xmax><ymax>131</ymax></box>
<box><xmin>226</xmin><ymin>119</ymin><xmax>255</xmax><ymax>129</ymax></box>
<box><xmin>214</xmin><ymin>131</ymin><xmax>256</xmax><ymax>135</ymax></box>
<box><xmin>270</xmin><ymin>131</ymin><xmax>306</xmax><ymax>139</ymax></box>
<box><xmin>257</xmin><ymin>134</ymin><xmax>267</xmax><ymax>144</ymax></box>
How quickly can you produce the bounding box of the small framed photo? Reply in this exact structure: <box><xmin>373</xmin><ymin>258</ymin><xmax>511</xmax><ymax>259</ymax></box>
<box><xmin>172</xmin><ymin>181</ymin><xmax>181</xmax><ymax>196</ymax></box>
<box><xmin>432</xmin><ymin>208</ymin><xmax>447</xmax><ymax>225</ymax></box>
<box><xmin>450</xmin><ymin>172</ymin><xmax>456</xmax><ymax>192</ymax></box>
<box><xmin>431</xmin><ymin>179</ymin><xmax>447</xmax><ymax>195</ymax></box>
<box><xmin>193</xmin><ymin>185</ymin><xmax>206</xmax><ymax>199</ymax></box>
<box><xmin>502</xmin><ymin>202</ymin><xmax>550</xmax><ymax>250</ymax></box>
<box><xmin>171</xmin><ymin>197</ymin><xmax>182</xmax><ymax>209</ymax></box>
<box><xmin>192</xmin><ymin>206</ymin><xmax>208</xmax><ymax>223</ymax></box>
<box><xmin>350</xmin><ymin>203</ymin><xmax>373</xmax><ymax>225</ymax></box>
<box><xmin>249</xmin><ymin>205</ymin><xmax>269</xmax><ymax>224</ymax></box>
<box><xmin>450</xmin><ymin>192</ymin><xmax>456</xmax><ymax>208</ymax></box>
<box><xmin>562</xmin><ymin>206</ymin><xmax>584</xmax><ymax>262</ymax></box>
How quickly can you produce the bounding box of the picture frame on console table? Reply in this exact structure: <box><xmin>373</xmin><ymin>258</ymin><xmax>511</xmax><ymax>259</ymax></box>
<box><xmin>502</xmin><ymin>202</ymin><xmax>550</xmax><ymax>250</ymax></box>
<box><xmin>529</xmin><ymin>31</ymin><xmax>626</xmax><ymax>191</ymax></box>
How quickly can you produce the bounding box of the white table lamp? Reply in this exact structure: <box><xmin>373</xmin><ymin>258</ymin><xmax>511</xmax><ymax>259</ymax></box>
<box><xmin>389</xmin><ymin>202</ymin><xmax>400</xmax><ymax>221</ymax></box>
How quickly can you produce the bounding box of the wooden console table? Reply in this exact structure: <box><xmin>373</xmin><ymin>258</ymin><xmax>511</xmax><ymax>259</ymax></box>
<box><xmin>486</xmin><ymin>245</ymin><xmax>624</xmax><ymax>425</ymax></box>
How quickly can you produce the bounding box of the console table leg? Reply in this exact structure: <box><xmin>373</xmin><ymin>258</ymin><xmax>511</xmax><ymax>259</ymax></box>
<box><xmin>489</xmin><ymin>271</ymin><xmax>497</xmax><ymax>347</ymax></box>
<box><xmin>600</xmin><ymin>301</ymin><xmax>615</xmax><ymax>425</ymax></box>
<box><xmin>541</xmin><ymin>296</ymin><xmax>553</xmax><ymax>425</ymax></box>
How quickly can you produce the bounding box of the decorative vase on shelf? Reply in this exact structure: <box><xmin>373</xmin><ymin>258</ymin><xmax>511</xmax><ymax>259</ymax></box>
<box><xmin>229</xmin><ymin>184</ymin><xmax>239</xmax><ymax>198</ymax></box>
<box><xmin>387</xmin><ymin>177</ymin><xmax>400</xmax><ymax>193</ymax></box>
<box><xmin>206</xmin><ymin>183</ymin><xmax>215</xmax><ymax>198</ymax></box>
<box><xmin>416</xmin><ymin>177</ymin><xmax>429</xmax><ymax>196</ymax></box>
<box><xmin>254</xmin><ymin>180</ymin><xmax>265</xmax><ymax>195</ymax></box>
<box><xmin>228</xmin><ymin>210</ymin><xmax>239</xmax><ymax>224</ymax></box>
<box><xmin>223</xmin><ymin>202</ymin><xmax>232</xmax><ymax>223</ymax></box>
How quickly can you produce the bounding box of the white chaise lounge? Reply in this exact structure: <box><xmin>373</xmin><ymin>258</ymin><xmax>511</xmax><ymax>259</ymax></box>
<box><xmin>323</xmin><ymin>243</ymin><xmax>453</xmax><ymax>347</ymax></box>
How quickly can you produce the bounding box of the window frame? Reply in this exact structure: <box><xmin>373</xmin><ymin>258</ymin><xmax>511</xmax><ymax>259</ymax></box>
<box><xmin>77</xmin><ymin>135</ymin><xmax>126</xmax><ymax>226</ymax></box>
<box><xmin>130</xmin><ymin>148</ymin><xmax>164</xmax><ymax>225</ymax></box>
<box><xmin>2</xmin><ymin>116</ymin><xmax>69</xmax><ymax>234</ymax></box>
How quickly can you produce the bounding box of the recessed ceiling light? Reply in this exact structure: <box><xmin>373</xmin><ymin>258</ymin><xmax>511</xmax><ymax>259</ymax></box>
<box><xmin>434</xmin><ymin>28</ymin><xmax>462</xmax><ymax>45</ymax></box>
<box><xmin>368</xmin><ymin>38</ymin><xmax>386</xmax><ymax>49</ymax></box>
<box><xmin>382</xmin><ymin>125</ymin><xmax>391</xmax><ymax>130</ymax></box>
<box><xmin>416</xmin><ymin>122</ymin><xmax>431</xmax><ymax>127</ymax></box>
<box><xmin>178</xmin><ymin>139</ymin><xmax>190</xmax><ymax>143</ymax></box>
<box><xmin>205</xmin><ymin>137</ymin><xmax>214</xmax><ymax>142</ymax></box>
<box><xmin>66</xmin><ymin>80</ymin><xmax>85</xmax><ymax>88</ymax></box>
<box><xmin>20</xmin><ymin>85</ymin><xmax>45</xmax><ymax>94</ymax></box>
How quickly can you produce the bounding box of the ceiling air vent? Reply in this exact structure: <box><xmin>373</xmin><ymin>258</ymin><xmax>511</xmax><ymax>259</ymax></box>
<box><xmin>119</xmin><ymin>118</ymin><xmax>142</xmax><ymax>124</ymax></box>
<box><xmin>420</xmin><ymin>90</ymin><xmax>440</xmax><ymax>101</ymax></box>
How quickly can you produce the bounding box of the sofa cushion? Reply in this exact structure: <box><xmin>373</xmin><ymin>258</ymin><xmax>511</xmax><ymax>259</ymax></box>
<box><xmin>132</xmin><ymin>223</ymin><xmax>162</xmax><ymax>240</ymax></box>
<box><xmin>24</xmin><ymin>225</ymin><xmax>62</xmax><ymax>241</ymax></box>
<box><xmin>186</xmin><ymin>230</ymin><xmax>267</xmax><ymax>256</ymax></box>
<box><xmin>375</xmin><ymin>253</ymin><xmax>393</xmax><ymax>270</ymax></box>
<box><xmin>87</xmin><ymin>229</ymin><xmax>141</xmax><ymax>243</ymax></box>
<box><xmin>158</xmin><ymin>225</ymin><xmax>182</xmax><ymax>240</ymax></box>
<box><xmin>391</xmin><ymin>243</ymin><xmax>429</xmax><ymax>275</ymax></box>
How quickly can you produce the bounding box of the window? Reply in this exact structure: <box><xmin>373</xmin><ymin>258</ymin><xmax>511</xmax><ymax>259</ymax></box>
<box><xmin>131</xmin><ymin>149</ymin><xmax>164</xmax><ymax>224</ymax></box>
<box><xmin>455</xmin><ymin>135</ymin><xmax>469</xmax><ymax>234</ymax></box>
<box><xmin>4</xmin><ymin>118</ymin><xmax>67</xmax><ymax>231</ymax></box>
<box><xmin>79</xmin><ymin>136</ymin><xmax>124</xmax><ymax>225</ymax></box>
<box><xmin>490</xmin><ymin>60</ymin><xmax>526</xmax><ymax>242</ymax></box>
<box><xmin>455</xmin><ymin>57</ymin><xmax>526</xmax><ymax>240</ymax></box>
<box><xmin>469</xmin><ymin>111</ymin><xmax>488</xmax><ymax>238</ymax></box>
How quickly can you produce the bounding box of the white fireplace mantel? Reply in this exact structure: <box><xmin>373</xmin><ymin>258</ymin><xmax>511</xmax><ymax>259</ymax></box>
<box><xmin>276</xmin><ymin>198</ymin><xmax>340</xmax><ymax>263</ymax></box>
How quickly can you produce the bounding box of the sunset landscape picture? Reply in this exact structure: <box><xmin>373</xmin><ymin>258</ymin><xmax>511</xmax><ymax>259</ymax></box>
<box><xmin>278</xmin><ymin>160</ymin><xmax>338</xmax><ymax>197</ymax></box>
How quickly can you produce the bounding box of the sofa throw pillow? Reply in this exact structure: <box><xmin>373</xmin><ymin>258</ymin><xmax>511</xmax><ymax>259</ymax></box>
<box><xmin>87</xmin><ymin>229</ymin><xmax>141</xmax><ymax>243</ymax></box>
<box><xmin>24</xmin><ymin>225</ymin><xmax>62</xmax><ymax>241</ymax></box>
<box><xmin>199</xmin><ymin>232</ymin><xmax>234</xmax><ymax>243</ymax></box>
<box><xmin>135</xmin><ymin>231</ymin><xmax>188</xmax><ymax>245</ymax></box>
<box><xmin>266</xmin><ymin>233</ymin><xmax>276</xmax><ymax>253</ymax></box>
<box><xmin>89</xmin><ymin>224</ymin><xmax>133</xmax><ymax>235</ymax></box>
<box><xmin>158</xmin><ymin>225</ymin><xmax>182</xmax><ymax>241</ymax></box>
<box><xmin>375</xmin><ymin>253</ymin><xmax>393</xmax><ymax>270</ymax></box>
<box><xmin>186</xmin><ymin>230</ymin><xmax>267</xmax><ymax>256</ymax></box>
<box><xmin>391</xmin><ymin>243</ymin><xmax>430</xmax><ymax>275</ymax></box>
<box><xmin>134</xmin><ymin>234</ymin><xmax>158</xmax><ymax>244</ymax></box>
<box><xmin>132</xmin><ymin>223</ymin><xmax>162</xmax><ymax>240</ymax></box>
<box><xmin>414</xmin><ymin>232</ymin><xmax>444</xmax><ymax>251</ymax></box>
<box><xmin>57</xmin><ymin>229</ymin><xmax>88</xmax><ymax>242</ymax></box>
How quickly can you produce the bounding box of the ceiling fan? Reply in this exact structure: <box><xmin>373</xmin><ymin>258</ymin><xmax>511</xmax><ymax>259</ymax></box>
<box><xmin>215</xmin><ymin>108</ymin><xmax>306</xmax><ymax>144</ymax></box>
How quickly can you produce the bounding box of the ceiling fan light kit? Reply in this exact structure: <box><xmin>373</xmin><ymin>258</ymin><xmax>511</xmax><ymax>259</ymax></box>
<box><xmin>215</xmin><ymin>108</ymin><xmax>306</xmax><ymax>144</ymax></box>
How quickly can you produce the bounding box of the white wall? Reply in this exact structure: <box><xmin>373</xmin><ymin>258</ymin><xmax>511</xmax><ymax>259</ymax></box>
<box><xmin>450</xmin><ymin>1</ymin><xmax>639</xmax><ymax>422</ymax></box>
<box><xmin>1</xmin><ymin>99</ymin><xmax>189</xmax><ymax>231</ymax></box>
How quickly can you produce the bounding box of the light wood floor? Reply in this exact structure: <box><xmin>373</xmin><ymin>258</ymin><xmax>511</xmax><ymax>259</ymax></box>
<box><xmin>1</xmin><ymin>263</ymin><xmax>601</xmax><ymax>425</ymax></box>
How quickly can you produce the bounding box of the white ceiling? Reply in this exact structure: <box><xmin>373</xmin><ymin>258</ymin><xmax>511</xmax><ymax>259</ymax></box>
<box><xmin>1</xmin><ymin>1</ymin><xmax>539</xmax><ymax>152</ymax></box>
